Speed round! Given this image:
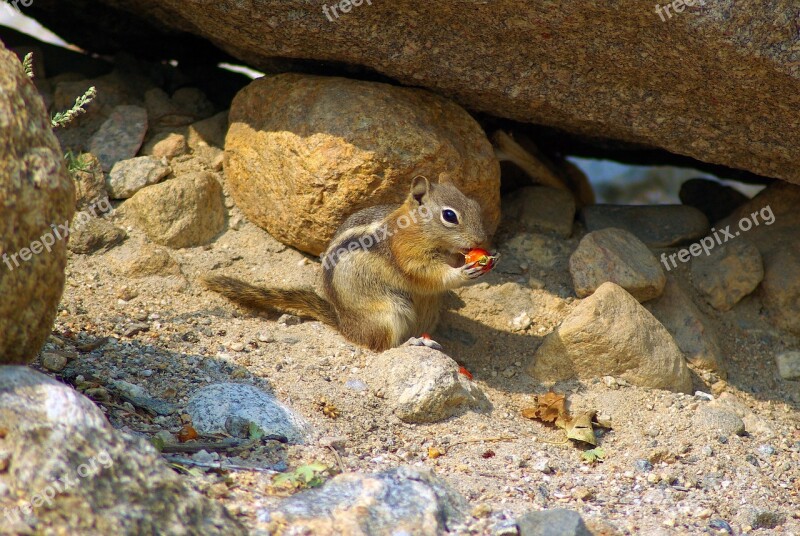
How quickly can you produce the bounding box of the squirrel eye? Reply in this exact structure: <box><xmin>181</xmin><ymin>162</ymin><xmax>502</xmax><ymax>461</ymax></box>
<box><xmin>441</xmin><ymin>209</ymin><xmax>459</xmax><ymax>225</ymax></box>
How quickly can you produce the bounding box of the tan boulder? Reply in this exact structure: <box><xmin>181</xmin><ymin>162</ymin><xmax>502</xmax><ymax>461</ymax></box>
<box><xmin>0</xmin><ymin>43</ymin><xmax>75</xmax><ymax>364</ymax></box>
<box><xmin>529</xmin><ymin>282</ymin><xmax>692</xmax><ymax>393</ymax></box>
<box><xmin>225</xmin><ymin>73</ymin><xmax>500</xmax><ymax>255</ymax></box>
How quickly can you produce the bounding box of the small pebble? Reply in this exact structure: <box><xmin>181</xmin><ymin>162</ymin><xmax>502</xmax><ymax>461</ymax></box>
<box><xmin>634</xmin><ymin>459</ymin><xmax>653</xmax><ymax>472</ymax></box>
<box><xmin>40</xmin><ymin>352</ymin><xmax>68</xmax><ymax>372</ymax></box>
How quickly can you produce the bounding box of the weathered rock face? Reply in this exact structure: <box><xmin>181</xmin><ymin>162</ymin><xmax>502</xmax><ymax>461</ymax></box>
<box><xmin>262</xmin><ymin>466</ymin><xmax>467</xmax><ymax>535</ymax></box>
<box><xmin>645</xmin><ymin>277</ymin><xmax>725</xmax><ymax>375</ymax></box>
<box><xmin>27</xmin><ymin>0</ymin><xmax>800</xmax><ymax>185</ymax></box>
<box><xmin>529</xmin><ymin>282</ymin><xmax>692</xmax><ymax>393</ymax></box>
<box><xmin>225</xmin><ymin>73</ymin><xmax>500</xmax><ymax>255</ymax></box>
<box><xmin>0</xmin><ymin>42</ymin><xmax>75</xmax><ymax>364</ymax></box>
<box><xmin>119</xmin><ymin>172</ymin><xmax>226</xmax><ymax>248</ymax></box>
<box><xmin>717</xmin><ymin>182</ymin><xmax>800</xmax><ymax>333</ymax></box>
<box><xmin>367</xmin><ymin>346</ymin><xmax>490</xmax><ymax>424</ymax></box>
<box><xmin>569</xmin><ymin>228</ymin><xmax>666</xmax><ymax>302</ymax></box>
<box><xmin>0</xmin><ymin>367</ymin><xmax>245</xmax><ymax>535</ymax></box>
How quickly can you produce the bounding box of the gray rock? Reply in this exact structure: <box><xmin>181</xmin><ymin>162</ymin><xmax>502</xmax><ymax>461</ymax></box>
<box><xmin>516</xmin><ymin>509</ymin><xmax>592</xmax><ymax>536</ymax></box>
<box><xmin>0</xmin><ymin>42</ymin><xmax>75</xmax><ymax>364</ymax></box>
<box><xmin>106</xmin><ymin>156</ymin><xmax>171</xmax><ymax>199</ymax></box>
<box><xmin>690</xmin><ymin>239</ymin><xmax>763</xmax><ymax>311</ymax></box>
<box><xmin>67</xmin><ymin>215</ymin><xmax>127</xmax><ymax>254</ymax></box>
<box><xmin>692</xmin><ymin>405</ymin><xmax>746</xmax><ymax>436</ymax></box>
<box><xmin>40</xmin><ymin>352</ymin><xmax>68</xmax><ymax>372</ymax></box>
<box><xmin>88</xmin><ymin>105</ymin><xmax>148</xmax><ymax>172</ymax></box>
<box><xmin>679</xmin><ymin>178</ymin><xmax>749</xmax><ymax>223</ymax></box>
<box><xmin>645</xmin><ymin>277</ymin><xmax>726</xmax><ymax>375</ymax></box>
<box><xmin>776</xmin><ymin>351</ymin><xmax>800</xmax><ymax>381</ymax></box>
<box><xmin>368</xmin><ymin>346</ymin><xmax>490</xmax><ymax>423</ymax></box>
<box><xmin>0</xmin><ymin>367</ymin><xmax>245</xmax><ymax>535</ymax></box>
<box><xmin>502</xmin><ymin>186</ymin><xmax>575</xmax><ymax>238</ymax></box>
<box><xmin>108</xmin><ymin>380</ymin><xmax>176</xmax><ymax>416</ymax></box>
<box><xmin>580</xmin><ymin>204</ymin><xmax>710</xmax><ymax>248</ymax></box>
<box><xmin>120</xmin><ymin>171</ymin><xmax>226</xmax><ymax>248</ymax></box>
<box><xmin>569</xmin><ymin>228</ymin><xmax>666</xmax><ymax>302</ymax></box>
<box><xmin>264</xmin><ymin>467</ymin><xmax>467</xmax><ymax>535</ymax></box>
<box><xmin>186</xmin><ymin>382</ymin><xmax>308</xmax><ymax>443</ymax></box>
<box><xmin>529</xmin><ymin>282</ymin><xmax>692</xmax><ymax>393</ymax></box>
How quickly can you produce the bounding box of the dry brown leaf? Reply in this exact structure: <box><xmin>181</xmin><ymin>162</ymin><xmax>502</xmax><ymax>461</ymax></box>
<box><xmin>560</xmin><ymin>411</ymin><xmax>597</xmax><ymax>446</ymax></box>
<box><xmin>521</xmin><ymin>391</ymin><xmax>567</xmax><ymax>423</ymax></box>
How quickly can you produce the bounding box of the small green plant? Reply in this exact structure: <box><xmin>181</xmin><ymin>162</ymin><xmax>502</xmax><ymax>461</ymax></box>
<box><xmin>21</xmin><ymin>52</ymin><xmax>97</xmax><ymax>129</ymax></box>
<box><xmin>51</xmin><ymin>86</ymin><xmax>96</xmax><ymax>128</ymax></box>
<box><xmin>272</xmin><ymin>463</ymin><xmax>331</xmax><ymax>490</ymax></box>
<box><xmin>581</xmin><ymin>447</ymin><xmax>606</xmax><ymax>465</ymax></box>
<box><xmin>64</xmin><ymin>151</ymin><xmax>90</xmax><ymax>175</ymax></box>
<box><xmin>22</xmin><ymin>52</ymin><xmax>33</xmax><ymax>79</ymax></box>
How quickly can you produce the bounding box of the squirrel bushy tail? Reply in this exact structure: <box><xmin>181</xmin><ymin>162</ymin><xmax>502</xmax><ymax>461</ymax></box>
<box><xmin>201</xmin><ymin>275</ymin><xmax>339</xmax><ymax>327</ymax></box>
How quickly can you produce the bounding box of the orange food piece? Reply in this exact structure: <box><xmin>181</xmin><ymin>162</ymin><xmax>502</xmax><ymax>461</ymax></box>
<box><xmin>458</xmin><ymin>366</ymin><xmax>473</xmax><ymax>380</ymax></box>
<box><xmin>464</xmin><ymin>248</ymin><xmax>496</xmax><ymax>272</ymax></box>
<box><xmin>177</xmin><ymin>424</ymin><xmax>199</xmax><ymax>443</ymax></box>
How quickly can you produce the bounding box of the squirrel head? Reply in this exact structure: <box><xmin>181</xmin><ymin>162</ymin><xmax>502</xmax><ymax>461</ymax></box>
<box><xmin>405</xmin><ymin>174</ymin><xmax>488</xmax><ymax>256</ymax></box>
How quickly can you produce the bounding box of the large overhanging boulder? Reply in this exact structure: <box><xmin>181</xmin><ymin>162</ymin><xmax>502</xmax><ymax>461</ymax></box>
<box><xmin>25</xmin><ymin>0</ymin><xmax>800</xmax><ymax>185</ymax></box>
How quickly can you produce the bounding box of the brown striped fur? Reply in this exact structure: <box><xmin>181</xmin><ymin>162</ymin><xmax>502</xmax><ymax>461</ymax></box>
<box><xmin>202</xmin><ymin>175</ymin><xmax>490</xmax><ymax>352</ymax></box>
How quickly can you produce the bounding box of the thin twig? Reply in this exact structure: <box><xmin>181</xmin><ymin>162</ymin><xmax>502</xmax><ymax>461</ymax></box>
<box><xmin>443</xmin><ymin>435</ymin><xmax>518</xmax><ymax>454</ymax></box>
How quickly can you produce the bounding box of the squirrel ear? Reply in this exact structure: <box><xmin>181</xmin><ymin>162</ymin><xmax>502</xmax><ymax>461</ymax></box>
<box><xmin>410</xmin><ymin>175</ymin><xmax>430</xmax><ymax>204</ymax></box>
<box><xmin>438</xmin><ymin>172</ymin><xmax>454</xmax><ymax>185</ymax></box>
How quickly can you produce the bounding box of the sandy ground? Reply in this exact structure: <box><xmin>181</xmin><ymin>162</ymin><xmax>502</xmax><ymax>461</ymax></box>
<box><xmin>34</xmin><ymin>188</ymin><xmax>800</xmax><ymax>535</ymax></box>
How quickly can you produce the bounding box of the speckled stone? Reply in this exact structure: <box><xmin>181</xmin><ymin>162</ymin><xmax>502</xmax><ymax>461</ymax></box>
<box><xmin>225</xmin><ymin>73</ymin><xmax>500</xmax><ymax>255</ymax></box>
<box><xmin>0</xmin><ymin>43</ymin><xmax>75</xmax><ymax>364</ymax></box>
<box><xmin>0</xmin><ymin>367</ymin><xmax>245</xmax><ymax>534</ymax></box>
<box><xmin>88</xmin><ymin>105</ymin><xmax>148</xmax><ymax>172</ymax></box>
<box><xmin>262</xmin><ymin>467</ymin><xmax>467</xmax><ymax>534</ymax></box>
<box><xmin>27</xmin><ymin>1</ymin><xmax>800</xmax><ymax>186</ymax></box>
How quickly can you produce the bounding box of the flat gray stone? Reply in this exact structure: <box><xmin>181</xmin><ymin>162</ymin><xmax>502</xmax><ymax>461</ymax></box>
<box><xmin>186</xmin><ymin>382</ymin><xmax>309</xmax><ymax>443</ymax></box>
<box><xmin>88</xmin><ymin>105</ymin><xmax>148</xmax><ymax>172</ymax></box>
<box><xmin>263</xmin><ymin>467</ymin><xmax>467</xmax><ymax>534</ymax></box>
<box><xmin>106</xmin><ymin>156</ymin><xmax>171</xmax><ymax>199</ymax></box>
<box><xmin>516</xmin><ymin>509</ymin><xmax>592</xmax><ymax>536</ymax></box>
<box><xmin>581</xmin><ymin>204</ymin><xmax>709</xmax><ymax>248</ymax></box>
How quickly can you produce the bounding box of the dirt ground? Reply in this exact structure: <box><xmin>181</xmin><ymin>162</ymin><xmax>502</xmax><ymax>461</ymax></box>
<box><xmin>33</xmin><ymin>183</ymin><xmax>800</xmax><ymax>536</ymax></box>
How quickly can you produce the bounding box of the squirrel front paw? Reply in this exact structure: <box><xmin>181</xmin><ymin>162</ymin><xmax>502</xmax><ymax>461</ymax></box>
<box><xmin>461</xmin><ymin>260</ymin><xmax>489</xmax><ymax>280</ymax></box>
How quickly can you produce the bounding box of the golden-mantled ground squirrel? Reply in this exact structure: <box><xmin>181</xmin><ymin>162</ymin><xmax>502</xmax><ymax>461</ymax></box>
<box><xmin>202</xmin><ymin>176</ymin><xmax>494</xmax><ymax>351</ymax></box>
